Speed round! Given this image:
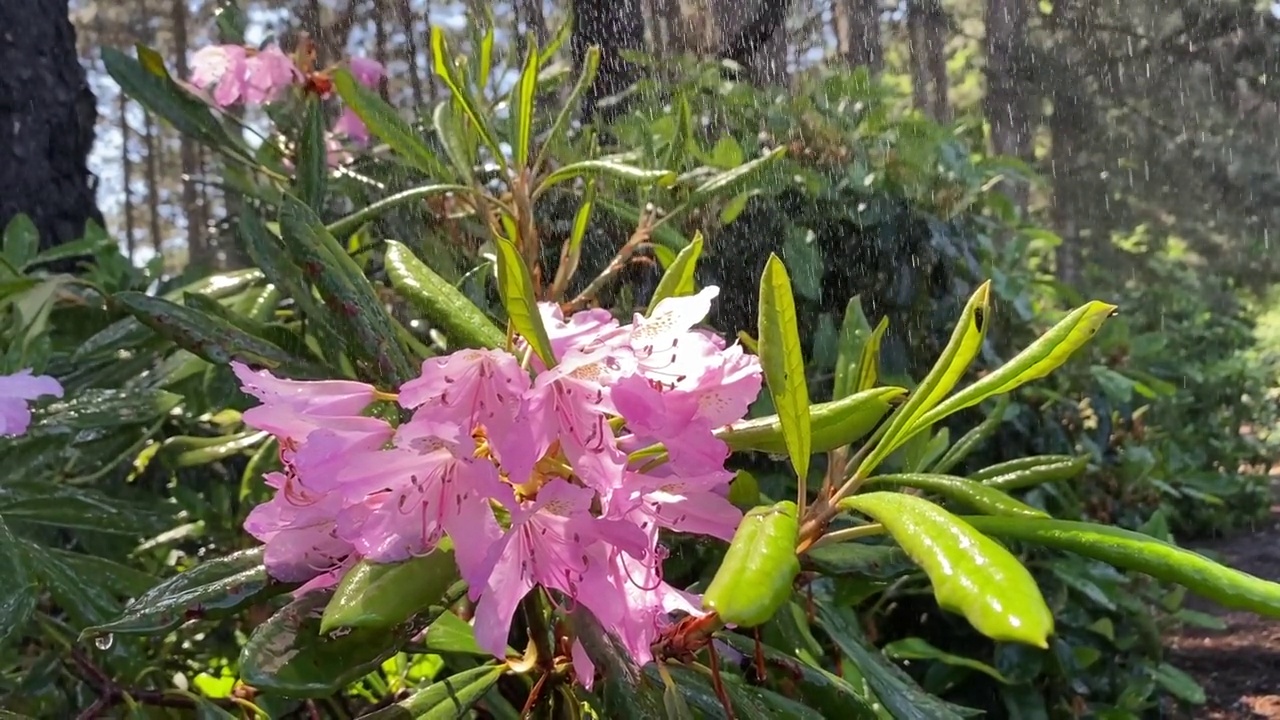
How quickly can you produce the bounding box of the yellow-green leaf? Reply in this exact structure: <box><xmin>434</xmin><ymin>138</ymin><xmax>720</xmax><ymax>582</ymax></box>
<box><xmin>758</xmin><ymin>253</ymin><xmax>811</xmax><ymax>481</ymax></box>
<box><xmin>914</xmin><ymin>301</ymin><xmax>1119</xmax><ymax>429</ymax></box>
<box><xmin>831</xmin><ymin>296</ymin><xmax>873</xmax><ymax>400</ymax></box>
<box><xmin>856</xmin><ymin>316</ymin><xmax>889</xmax><ymax>393</ymax></box>
<box><xmin>508</xmin><ymin>35</ymin><xmax>539</xmax><ymax>168</ymax></box>
<box><xmin>839</xmin><ymin>492</ymin><xmax>1054</xmax><ymax>647</ymax></box>
<box><xmin>430</xmin><ymin>27</ymin><xmax>503</xmax><ymax>163</ymax></box>
<box><xmin>855</xmin><ymin>282</ymin><xmax>992</xmax><ymax>478</ymax></box>
<box><xmin>493</xmin><ymin>237</ymin><xmax>555</xmax><ymax>367</ymax></box>
<box><xmin>647</xmin><ymin>233</ymin><xmax>703</xmax><ymax>315</ymax></box>
<box><xmin>535</xmin><ymin>160</ymin><xmax>676</xmax><ymax>198</ymax></box>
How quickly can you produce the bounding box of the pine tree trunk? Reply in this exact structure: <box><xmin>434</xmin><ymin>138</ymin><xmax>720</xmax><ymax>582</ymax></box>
<box><xmin>397</xmin><ymin>0</ymin><xmax>426</xmax><ymax>110</ymax></box>
<box><xmin>172</xmin><ymin>0</ymin><xmax>210</xmax><ymax>270</ymax></box>
<box><xmin>0</xmin><ymin>0</ymin><xmax>103</xmax><ymax>272</ymax></box>
<box><xmin>120</xmin><ymin>91</ymin><xmax>135</xmax><ymax>264</ymax></box>
<box><xmin>985</xmin><ymin>0</ymin><xmax>1031</xmax><ymax>211</ymax></box>
<box><xmin>143</xmin><ymin>112</ymin><xmax>163</xmax><ymax>264</ymax></box>
<box><xmin>571</xmin><ymin>0</ymin><xmax>646</xmax><ymax>122</ymax></box>
<box><xmin>832</xmin><ymin>0</ymin><xmax>882</xmax><ymax>72</ymax></box>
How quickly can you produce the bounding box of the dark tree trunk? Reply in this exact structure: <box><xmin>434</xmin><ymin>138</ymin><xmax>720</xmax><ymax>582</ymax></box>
<box><xmin>0</xmin><ymin>0</ymin><xmax>103</xmax><ymax>272</ymax></box>
<box><xmin>985</xmin><ymin>0</ymin><xmax>1032</xmax><ymax>212</ymax></box>
<box><xmin>833</xmin><ymin>0</ymin><xmax>882</xmax><ymax>73</ymax></box>
<box><xmin>571</xmin><ymin>0</ymin><xmax>646</xmax><ymax>122</ymax></box>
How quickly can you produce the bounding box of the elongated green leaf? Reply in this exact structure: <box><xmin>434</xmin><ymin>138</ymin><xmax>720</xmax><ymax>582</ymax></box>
<box><xmin>856</xmin><ymin>282</ymin><xmax>992</xmax><ymax>478</ymax></box>
<box><xmin>572</xmin><ymin>608</ymin><xmax>667</xmax><ymax>718</ymax></box>
<box><xmin>3</xmin><ymin>215</ymin><xmax>38</xmax><ymax>270</ymax></box>
<box><xmin>25</xmin><ymin>543</ymin><xmax>120</xmax><ymax>627</ymax></box>
<box><xmin>81</xmin><ymin>548</ymin><xmax>291</xmax><ymax>639</ymax></box>
<box><xmin>27</xmin><ymin>387</ymin><xmax>181</xmax><ymax>434</ymax></box>
<box><xmin>45</xmin><ymin>549</ymin><xmax>158</xmax><ymax>598</ymax></box>
<box><xmin>159</xmin><ymin>431</ymin><xmax>269</xmax><ymax>468</ymax></box>
<box><xmin>647</xmin><ymin>232</ymin><xmax>703</xmax><ymax>314</ymax></box>
<box><xmin>430</xmin><ymin>28</ymin><xmax>504</xmax><ymax>163</ymax></box>
<box><xmin>856</xmin><ymin>316</ymin><xmax>889</xmax><ymax>393</ymax></box>
<box><xmin>362</xmin><ymin>665</ymin><xmax>506</xmax><ymax>720</ymax></box>
<box><xmin>813</xmin><ymin>600</ymin><xmax>969</xmax><ymax>720</ymax></box>
<box><xmin>864</xmin><ymin>474</ymin><xmax>1048</xmax><ymax>518</ymax></box>
<box><xmin>757</xmin><ymin>254</ymin><xmax>811</xmax><ymax>481</ymax></box>
<box><xmin>113</xmin><ymin>292</ymin><xmax>325</xmax><ymax>377</ymax></box>
<box><xmin>508</xmin><ymin>37</ymin><xmax>538</xmax><ymax>168</ymax></box>
<box><xmin>320</xmin><ymin>546</ymin><xmax>460</xmax><ymax>633</ymax></box>
<box><xmin>326</xmin><ymin>184</ymin><xmax>474</xmax><ymax>241</ymax></box>
<box><xmin>534</xmin><ymin>46</ymin><xmax>600</xmax><ymax>172</ymax></box>
<box><xmin>0</xmin><ymin>486</ymin><xmax>168</xmax><ymax>536</ymax></box>
<box><xmin>977</xmin><ymin>455</ymin><xmax>1090</xmax><ymax>491</ymax></box>
<box><xmin>832</xmin><ymin>296</ymin><xmax>873</xmax><ymax>400</ymax></box>
<box><xmin>840</xmin><ymin>492</ymin><xmax>1054</xmax><ymax>647</ymax></box>
<box><xmin>432</xmin><ymin>100</ymin><xmax>476</xmax><ymax>181</ymax></box>
<box><xmin>0</xmin><ymin>517</ymin><xmax>36</xmax><ymax>647</ymax></box>
<box><xmin>421</xmin><ymin>610</ymin><xmax>491</xmax><ymax>656</ymax></box>
<box><xmin>716</xmin><ymin>386</ymin><xmax>903</xmax><ymax>455</ymax></box>
<box><xmin>932</xmin><ymin>396</ymin><xmax>1010</xmax><ymax>474</ymax></box>
<box><xmin>686</xmin><ymin>147</ymin><xmax>787</xmax><ymax>206</ymax></box>
<box><xmin>716</xmin><ymin>633</ymin><xmax>881</xmax><ymax>719</ymax></box>
<box><xmin>383</xmin><ymin>241</ymin><xmax>504</xmax><ymax>350</ymax></box>
<box><xmin>240</xmin><ymin>590</ymin><xmax>409</xmax><ymax>697</ymax></box>
<box><xmin>801</xmin><ymin>542</ymin><xmax>914</xmax><ymax>580</ymax></box>
<box><xmin>915</xmin><ymin>301</ymin><xmax>1119</xmax><ymax>429</ymax></box>
<box><xmin>295</xmin><ymin>97</ymin><xmax>327</xmax><ymax>208</ymax></box>
<box><xmin>535</xmin><ymin>160</ymin><xmax>677</xmax><ymax>197</ymax></box>
<box><xmin>102</xmin><ymin>46</ymin><xmax>242</xmax><ymax>154</ymax></box>
<box><xmin>883</xmin><ymin>637</ymin><xmax>1011</xmax><ymax>683</ymax></box>
<box><xmin>333</xmin><ymin>68</ymin><xmax>450</xmax><ymax>180</ymax></box>
<box><xmin>552</xmin><ymin>177</ymin><xmax>597</xmax><ymax>292</ymax></box>
<box><xmin>493</xmin><ymin>237</ymin><xmax>555</xmax><ymax>367</ymax></box>
<box><xmin>278</xmin><ymin>195</ymin><xmax>415</xmax><ymax>383</ymax></box>
<box><xmin>962</xmin><ymin>516</ymin><xmax>1280</xmax><ymax>617</ymax></box>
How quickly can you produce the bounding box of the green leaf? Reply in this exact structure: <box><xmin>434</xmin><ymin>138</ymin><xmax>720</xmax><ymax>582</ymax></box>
<box><xmin>715</xmin><ymin>386</ymin><xmax>904</xmax><ymax>455</ymax></box>
<box><xmin>975</xmin><ymin>455</ymin><xmax>1090</xmax><ymax>491</ymax></box>
<box><xmin>0</xmin><ymin>517</ymin><xmax>37</xmax><ymax>647</ymax></box>
<box><xmin>430</xmin><ymin>27</ymin><xmax>504</xmax><ymax>164</ymax></box>
<box><xmin>45</xmin><ymin>549</ymin><xmax>158</xmax><ymax>598</ymax></box>
<box><xmin>535</xmin><ymin>46</ymin><xmax>600</xmax><ymax>172</ymax></box>
<box><xmin>573</xmin><ymin>608</ymin><xmax>668</xmax><ymax>718</ymax></box>
<box><xmin>813</xmin><ymin>600</ymin><xmax>969</xmax><ymax>720</ymax></box>
<box><xmin>1149</xmin><ymin>663</ymin><xmax>1205</xmax><ymax>704</ymax></box>
<box><xmin>914</xmin><ymin>301</ymin><xmax>1119</xmax><ymax>429</ymax></box>
<box><xmin>383</xmin><ymin>240</ymin><xmax>505</xmax><ymax>350</ymax></box>
<box><xmin>320</xmin><ymin>546</ymin><xmax>460</xmax><ymax>633</ymax></box>
<box><xmin>839</xmin><ymin>492</ymin><xmax>1054</xmax><ymax>647</ymax></box>
<box><xmin>508</xmin><ymin>37</ymin><xmax>539</xmax><ymax>168</ymax></box>
<box><xmin>432</xmin><ymin>100</ymin><xmax>476</xmax><ymax>181</ymax></box>
<box><xmin>855</xmin><ymin>282</ymin><xmax>992</xmax><ymax>478</ymax></box>
<box><xmin>757</xmin><ymin>253</ymin><xmax>811</xmax><ymax>481</ymax></box>
<box><xmin>421</xmin><ymin>611</ymin><xmax>490</xmax><ymax>656</ymax></box>
<box><xmin>961</xmin><ymin>516</ymin><xmax>1280</xmax><ymax>618</ymax></box>
<box><xmin>239</xmin><ymin>590</ymin><xmax>409</xmax><ymax>698</ymax></box>
<box><xmin>112</xmin><ymin>292</ymin><xmax>325</xmax><ymax>378</ymax></box>
<box><xmin>883</xmin><ymin>637</ymin><xmax>1011</xmax><ymax>683</ymax></box>
<box><xmin>683</xmin><ymin>147</ymin><xmax>786</xmax><ymax>210</ymax></box>
<box><xmin>295</xmin><ymin>97</ymin><xmax>327</xmax><ymax>209</ymax></box>
<box><xmin>278</xmin><ymin>195</ymin><xmax>416</xmax><ymax>384</ymax></box>
<box><xmin>647</xmin><ymin>232</ymin><xmax>703</xmax><ymax>314</ymax></box>
<box><xmin>3</xmin><ymin>215</ymin><xmax>38</xmax><ymax>269</ymax></box>
<box><xmin>102</xmin><ymin>46</ymin><xmax>242</xmax><ymax>154</ymax></box>
<box><xmin>802</xmin><ymin>543</ymin><xmax>914</xmax><ymax>581</ymax></box>
<box><xmin>856</xmin><ymin>317</ymin><xmax>889</xmax><ymax>394</ymax></box>
<box><xmin>931</xmin><ymin>396</ymin><xmax>1009</xmax><ymax>474</ymax></box>
<box><xmin>27</xmin><ymin>387</ymin><xmax>181</xmax><ymax>434</ymax></box>
<box><xmin>332</xmin><ymin>68</ymin><xmax>450</xmax><ymax>180</ymax></box>
<box><xmin>81</xmin><ymin>547</ymin><xmax>290</xmax><ymax>639</ymax></box>
<box><xmin>536</xmin><ymin>160</ymin><xmax>677</xmax><ymax>197</ymax></box>
<box><xmin>863</xmin><ymin>474</ymin><xmax>1048</xmax><ymax>518</ymax></box>
<box><xmin>25</xmin><ymin>543</ymin><xmax>120</xmax><ymax>627</ymax></box>
<box><xmin>361</xmin><ymin>665</ymin><xmax>506</xmax><ymax>720</ymax></box>
<box><xmin>832</xmin><ymin>296</ymin><xmax>874</xmax><ymax>401</ymax></box>
<box><xmin>716</xmin><ymin>633</ymin><xmax>881</xmax><ymax>719</ymax></box>
<box><xmin>0</xmin><ymin>486</ymin><xmax>169</xmax><ymax>536</ymax></box>
<box><xmin>493</xmin><ymin>237</ymin><xmax>555</xmax><ymax>367</ymax></box>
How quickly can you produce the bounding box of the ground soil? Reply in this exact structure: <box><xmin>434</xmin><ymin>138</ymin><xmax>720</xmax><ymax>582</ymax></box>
<box><xmin>1165</xmin><ymin>475</ymin><xmax>1280</xmax><ymax>719</ymax></box>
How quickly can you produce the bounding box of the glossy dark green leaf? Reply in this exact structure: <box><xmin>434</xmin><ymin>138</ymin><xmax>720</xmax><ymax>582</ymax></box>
<box><xmin>361</xmin><ymin>664</ymin><xmax>506</xmax><ymax>720</ymax></box>
<box><xmin>27</xmin><ymin>387</ymin><xmax>181</xmax><ymax>434</ymax></box>
<box><xmin>813</xmin><ymin>600</ymin><xmax>969</xmax><ymax>720</ymax></box>
<box><xmin>863</xmin><ymin>474</ymin><xmax>1048</xmax><ymax>518</ymax></box>
<box><xmin>295</xmin><ymin>97</ymin><xmax>328</xmax><ymax>209</ymax></box>
<box><xmin>277</xmin><ymin>195</ymin><xmax>415</xmax><ymax>383</ymax></box>
<box><xmin>801</xmin><ymin>542</ymin><xmax>914</xmax><ymax>580</ymax></box>
<box><xmin>383</xmin><ymin>240</ymin><xmax>504</xmax><ymax>350</ymax></box>
<box><xmin>572</xmin><ymin>608</ymin><xmax>667</xmax><ymax>718</ymax></box>
<box><xmin>832</xmin><ymin>296</ymin><xmax>874</xmax><ymax>400</ymax></box>
<box><xmin>0</xmin><ymin>486</ymin><xmax>168</xmax><ymax>536</ymax></box>
<box><xmin>113</xmin><ymin>292</ymin><xmax>326</xmax><ymax>378</ymax></box>
<box><xmin>81</xmin><ymin>547</ymin><xmax>290</xmax><ymax>639</ymax></box>
<box><xmin>883</xmin><ymin>637</ymin><xmax>1011</xmax><ymax>683</ymax></box>
<box><xmin>0</xmin><ymin>517</ymin><xmax>37</xmax><ymax>647</ymax></box>
<box><xmin>717</xmin><ymin>633</ymin><xmax>881</xmax><ymax>719</ymax></box>
<box><xmin>421</xmin><ymin>611</ymin><xmax>490</xmax><ymax>656</ymax></box>
<box><xmin>239</xmin><ymin>590</ymin><xmax>409</xmax><ymax>698</ymax></box>
<box><xmin>45</xmin><ymin>549</ymin><xmax>158</xmax><ymax>598</ymax></box>
<box><xmin>931</xmin><ymin>396</ymin><xmax>1010</xmax><ymax>474</ymax></box>
<box><xmin>320</xmin><ymin>547</ymin><xmax>460</xmax><ymax>633</ymax></box>
<box><xmin>25</xmin><ymin>542</ymin><xmax>120</xmax><ymax>628</ymax></box>
<box><xmin>332</xmin><ymin>68</ymin><xmax>450</xmax><ymax>180</ymax></box>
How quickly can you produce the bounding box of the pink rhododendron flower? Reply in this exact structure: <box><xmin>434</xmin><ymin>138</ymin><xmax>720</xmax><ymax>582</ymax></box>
<box><xmin>348</xmin><ymin>57</ymin><xmax>386</xmax><ymax>87</ymax></box>
<box><xmin>242</xmin><ymin>45</ymin><xmax>303</xmax><ymax>104</ymax></box>
<box><xmin>189</xmin><ymin>44</ymin><xmax>301</xmax><ymax>107</ymax></box>
<box><xmin>331</xmin><ymin>106</ymin><xmax>370</xmax><ymax>145</ymax></box>
<box><xmin>0</xmin><ymin>370</ymin><xmax>64</xmax><ymax>437</ymax></box>
<box><xmin>236</xmin><ymin>287</ymin><xmax>763</xmax><ymax>678</ymax></box>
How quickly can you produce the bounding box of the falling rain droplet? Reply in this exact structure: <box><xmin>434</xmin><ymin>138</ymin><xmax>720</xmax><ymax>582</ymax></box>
<box><xmin>93</xmin><ymin>633</ymin><xmax>114</xmax><ymax>650</ymax></box>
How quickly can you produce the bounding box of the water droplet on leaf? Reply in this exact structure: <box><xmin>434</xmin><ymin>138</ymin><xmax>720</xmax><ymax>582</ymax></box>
<box><xmin>93</xmin><ymin>633</ymin><xmax>114</xmax><ymax>650</ymax></box>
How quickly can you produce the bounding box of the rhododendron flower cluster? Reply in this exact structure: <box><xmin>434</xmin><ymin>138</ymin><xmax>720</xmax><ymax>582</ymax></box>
<box><xmin>188</xmin><ymin>44</ymin><xmax>384</xmax><ymax>156</ymax></box>
<box><xmin>235</xmin><ymin>288</ymin><xmax>761</xmax><ymax>681</ymax></box>
<box><xmin>0</xmin><ymin>370</ymin><xmax>64</xmax><ymax>437</ymax></box>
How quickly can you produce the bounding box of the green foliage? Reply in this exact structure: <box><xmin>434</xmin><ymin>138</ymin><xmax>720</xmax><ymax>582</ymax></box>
<box><xmin>4</xmin><ymin>17</ymin><xmax>1278</xmax><ymax>720</ymax></box>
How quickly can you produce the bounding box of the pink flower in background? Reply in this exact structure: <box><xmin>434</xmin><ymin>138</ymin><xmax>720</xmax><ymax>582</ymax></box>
<box><xmin>348</xmin><ymin>56</ymin><xmax>386</xmax><ymax>87</ymax></box>
<box><xmin>190</xmin><ymin>45</ymin><xmax>249</xmax><ymax>107</ymax></box>
<box><xmin>236</xmin><ymin>285</ymin><xmax>763</xmax><ymax>678</ymax></box>
<box><xmin>242</xmin><ymin>45</ymin><xmax>303</xmax><ymax>104</ymax></box>
<box><xmin>331</xmin><ymin>106</ymin><xmax>371</xmax><ymax>145</ymax></box>
<box><xmin>0</xmin><ymin>370</ymin><xmax>64</xmax><ymax>437</ymax></box>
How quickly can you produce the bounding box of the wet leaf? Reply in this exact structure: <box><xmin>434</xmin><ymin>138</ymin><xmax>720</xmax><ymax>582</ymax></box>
<box><xmin>295</xmin><ymin>97</ymin><xmax>327</xmax><ymax>208</ymax></box>
<box><xmin>863</xmin><ymin>474</ymin><xmax>1048</xmax><ymax>517</ymax></box>
<box><xmin>430</xmin><ymin>27</ymin><xmax>503</xmax><ymax>163</ymax></box>
<box><xmin>0</xmin><ymin>517</ymin><xmax>37</xmax><ymax>647</ymax></box>
<box><xmin>383</xmin><ymin>240</ymin><xmax>505</xmax><ymax>350</ymax></box>
<box><xmin>757</xmin><ymin>253</ymin><xmax>812</xmax><ymax>481</ymax></box>
<box><xmin>832</xmin><ymin>296</ymin><xmax>874</xmax><ymax>401</ymax></box>
<box><xmin>3</xmin><ymin>215</ymin><xmax>38</xmax><ymax>269</ymax></box>
<box><xmin>508</xmin><ymin>37</ymin><xmax>538</xmax><ymax>168</ymax></box>
<box><xmin>883</xmin><ymin>637</ymin><xmax>1011</xmax><ymax>683</ymax></box>
<box><xmin>535</xmin><ymin>160</ymin><xmax>677</xmax><ymax>197</ymax></box>
<box><xmin>647</xmin><ymin>232</ymin><xmax>702</xmax><ymax>313</ymax></box>
<box><xmin>320</xmin><ymin>547</ymin><xmax>460</xmax><ymax>633</ymax></box>
<box><xmin>333</xmin><ymin>68</ymin><xmax>450</xmax><ymax>180</ymax></box>
<box><xmin>493</xmin><ymin>236</ymin><xmax>555</xmax><ymax>366</ymax></box>
<box><xmin>361</xmin><ymin>664</ymin><xmax>506</xmax><ymax>720</ymax></box>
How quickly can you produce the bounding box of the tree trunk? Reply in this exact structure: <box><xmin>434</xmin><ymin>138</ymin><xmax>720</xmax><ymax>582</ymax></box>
<box><xmin>0</xmin><ymin>0</ymin><xmax>103</xmax><ymax>272</ymax></box>
<box><xmin>143</xmin><ymin>111</ymin><xmax>163</xmax><ymax>264</ymax></box>
<box><xmin>832</xmin><ymin>0</ymin><xmax>881</xmax><ymax>72</ymax></box>
<box><xmin>373</xmin><ymin>0</ymin><xmax>390</xmax><ymax>101</ymax></box>
<box><xmin>985</xmin><ymin>0</ymin><xmax>1032</xmax><ymax>211</ymax></box>
<box><xmin>516</xmin><ymin>0</ymin><xmax>550</xmax><ymax>47</ymax></box>
<box><xmin>397</xmin><ymin>0</ymin><xmax>426</xmax><ymax>110</ymax></box>
<box><xmin>120</xmin><ymin>91</ymin><xmax>135</xmax><ymax>264</ymax></box>
<box><xmin>908</xmin><ymin>0</ymin><xmax>950</xmax><ymax>121</ymax></box>
<box><xmin>571</xmin><ymin>0</ymin><xmax>646</xmax><ymax>122</ymax></box>
<box><xmin>172</xmin><ymin>0</ymin><xmax>210</xmax><ymax>270</ymax></box>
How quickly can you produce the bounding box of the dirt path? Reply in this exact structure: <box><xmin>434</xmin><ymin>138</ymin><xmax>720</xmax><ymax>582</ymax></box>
<box><xmin>1165</xmin><ymin>476</ymin><xmax>1280</xmax><ymax>719</ymax></box>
